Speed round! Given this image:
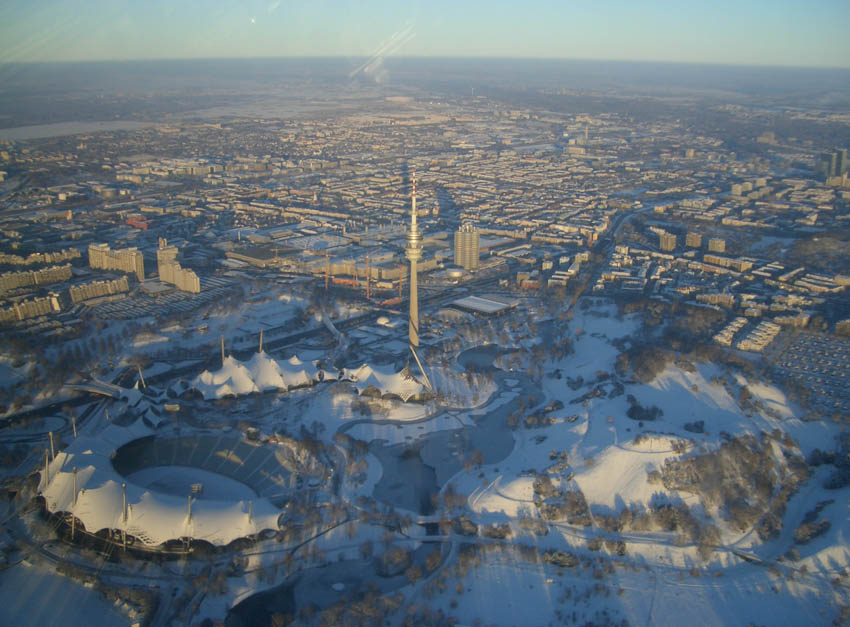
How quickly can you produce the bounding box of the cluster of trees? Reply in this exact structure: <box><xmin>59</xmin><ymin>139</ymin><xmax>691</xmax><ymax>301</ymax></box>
<box><xmin>625</xmin><ymin>395</ymin><xmax>664</xmax><ymax>421</ymax></box>
<box><xmin>793</xmin><ymin>500</ymin><xmax>834</xmax><ymax>545</ymax></box>
<box><xmin>586</xmin><ymin>537</ymin><xmax>627</xmax><ymax>556</ymax></box>
<box><xmin>615</xmin><ymin>343</ymin><xmax>672</xmax><ymax>383</ymax></box>
<box><xmin>655</xmin><ymin>431</ymin><xmax>809</xmax><ymax>543</ymax></box>
<box><xmin>309</xmin><ymin>585</ymin><xmax>406</xmax><ymax>627</ymax></box>
<box><xmin>534</xmin><ymin>487</ymin><xmax>592</xmax><ymax>526</ymax></box>
<box><xmin>809</xmin><ymin>433</ymin><xmax>850</xmax><ymax>490</ymax></box>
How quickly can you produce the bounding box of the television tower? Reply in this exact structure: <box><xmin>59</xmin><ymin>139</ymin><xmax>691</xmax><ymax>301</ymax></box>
<box><xmin>406</xmin><ymin>175</ymin><xmax>422</xmax><ymax>347</ymax></box>
<box><xmin>404</xmin><ymin>174</ymin><xmax>433</xmax><ymax>394</ymax></box>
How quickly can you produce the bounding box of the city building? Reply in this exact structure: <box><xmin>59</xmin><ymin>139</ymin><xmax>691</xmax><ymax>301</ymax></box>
<box><xmin>659</xmin><ymin>231</ymin><xmax>677</xmax><ymax>252</ymax></box>
<box><xmin>69</xmin><ymin>277</ymin><xmax>129</xmax><ymax>303</ymax></box>
<box><xmin>156</xmin><ymin>239</ymin><xmax>200</xmax><ymax>293</ymax></box>
<box><xmin>838</xmin><ymin>149</ymin><xmax>848</xmax><ymax>177</ymax></box>
<box><xmin>686</xmin><ymin>232</ymin><xmax>702</xmax><ymax>248</ymax></box>
<box><xmin>0</xmin><ymin>264</ymin><xmax>71</xmax><ymax>292</ymax></box>
<box><xmin>818</xmin><ymin>149</ymin><xmax>848</xmax><ymax>179</ymax></box>
<box><xmin>88</xmin><ymin>243</ymin><xmax>144</xmax><ymax>281</ymax></box>
<box><xmin>454</xmin><ymin>221</ymin><xmax>480</xmax><ymax>271</ymax></box>
<box><xmin>0</xmin><ymin>292</ymin><xmax>62</xmax><ymax>322</ymax></box>
<box><xmin>708</xmin><ymin>238</ymin><xmax>726</xmax><ymax>253</ymax></box>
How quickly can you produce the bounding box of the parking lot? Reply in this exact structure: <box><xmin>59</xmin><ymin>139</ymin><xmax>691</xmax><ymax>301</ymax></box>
<box><xmin>768</xmin><ymin>331</ymin><xmax>850</xmax><ymax>414</ymax></box>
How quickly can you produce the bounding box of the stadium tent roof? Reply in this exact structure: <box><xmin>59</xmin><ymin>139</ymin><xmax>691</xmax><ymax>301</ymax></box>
<box><xmin>344</xmin><ymin>363</ymin><xmax>425</xmax><ymax>402</ymax></box>
<box><xmin>194</xmin><ymin>355</ymin><xmax>258</xmax><ymax>399</ymax></box>
<box><xmin>191</xmin><ymin>352</ymin><xmax>420</xmax><ymax>401</ymax></box>
<box><xmin>40</xmin><ymin>421</ymin><xmax>281</xmax><ymax>547</ymax></box>
<box><xmin>192</xmin><ymin>352</ymin><xmax>323</xmax><ymax>399</ymax></box>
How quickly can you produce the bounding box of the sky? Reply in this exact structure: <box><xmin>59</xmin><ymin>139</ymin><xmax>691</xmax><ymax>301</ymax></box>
<box><xmin>1</xmin><ymin>0</ymin><xmax>848</xmax><ymax>68</ymax></box>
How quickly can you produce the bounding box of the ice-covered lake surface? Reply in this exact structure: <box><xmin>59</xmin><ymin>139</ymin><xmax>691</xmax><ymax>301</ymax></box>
<box><xmin>228</xmin><ymin>544</ymin><xmax>441</xmax><ymax>625</ymax></box>
<box><xmin>0</xmin><ymin>120</ymin><xmax>155</xmax><ymax>140</ymax></box>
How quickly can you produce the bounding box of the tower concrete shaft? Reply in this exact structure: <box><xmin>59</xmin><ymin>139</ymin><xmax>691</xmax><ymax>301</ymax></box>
<box><xmin>406</xmin><ymin>175</ymin><xmax>422</xmax><ymax>347</ymax></box>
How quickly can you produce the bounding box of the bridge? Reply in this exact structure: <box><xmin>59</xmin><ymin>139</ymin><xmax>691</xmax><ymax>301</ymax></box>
<box><xmin>65</xmin><ymin>378</ymin><xmax>126</xmax><ymax>399</ymax></box>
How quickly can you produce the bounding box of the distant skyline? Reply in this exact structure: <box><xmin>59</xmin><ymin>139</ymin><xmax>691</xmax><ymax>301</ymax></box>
<box><xmin>1</xmin><ymin>0</ymin><xmax>849</xmax><ymax>69</ymax></box>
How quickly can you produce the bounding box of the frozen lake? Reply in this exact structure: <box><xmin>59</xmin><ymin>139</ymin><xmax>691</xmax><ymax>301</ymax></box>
<box><xmin>368</xmin><ymin>347</ymin><xmax>538</xmax><ymax>515</ymax></box>
<box><xmin>0</xmin><ymin>120</ymin><xmax>155</xmax><ymax>141</ymax></box>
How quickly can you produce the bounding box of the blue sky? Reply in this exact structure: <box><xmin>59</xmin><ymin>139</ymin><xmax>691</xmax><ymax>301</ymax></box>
<box><xmin>1</xmin><ymin>0</ymin><xmax>848</xmax><ymax>67</ymax></box>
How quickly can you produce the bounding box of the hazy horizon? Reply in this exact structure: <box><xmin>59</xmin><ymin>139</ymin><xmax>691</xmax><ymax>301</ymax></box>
<box><xmin>3</xmin><ymin>54</ymin><xmax>850</xmax><ymax>71</ymax></box>
<box><xmin>2</xmin><ymin>1</ymin><xmax>848</xmax><ymax>69</ymax></box>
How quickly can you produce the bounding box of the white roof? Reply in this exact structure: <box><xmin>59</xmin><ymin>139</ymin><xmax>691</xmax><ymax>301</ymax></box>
<box><xmin>192</xmin><ymin>352</ymin><xmax>322</xmax><ymax>399</ymax></box>
<box><xmin>451</xmin><ymin>295</ymin><xmax>514</xmax><ymax>314</ymax></box>
<box><xmin>40</xmin><ymin>422</ymin><xmax>282</xmax><ymax>547</ymax></box>
<box><xmin>345</xmin><ymin>363</ymin><xmax>425</xmax><ymax>402</ymax></box>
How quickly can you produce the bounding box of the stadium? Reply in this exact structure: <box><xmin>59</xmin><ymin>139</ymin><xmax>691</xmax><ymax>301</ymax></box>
<box><xmin>39</xmin><ymin>419</ymin><xmax>330</xmax><ymax>550</ymax></box>
<box><xmin>36</xmin><ymin>348</ymin><xmax>429</xmax><ymax>552</ymax></box>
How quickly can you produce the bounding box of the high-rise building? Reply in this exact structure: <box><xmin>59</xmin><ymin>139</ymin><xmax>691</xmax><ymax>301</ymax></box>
<box><xmin>88</xmin><ymin>244</ymin><xmax>144</xmax><ymax>281</ymax></box>
<box><xmin>837</xmin><ymin>149</ymin><xmax>848</xmax><ymax>176</ymax></box>
<box><xmin>686</xmin><ymin>232</ymin><xmax>702</xmax><ymax>248</ymax></box>
<box><xmin>0</xmin><ymin>264</ymin><xmax>71</xmax><ymax>292</ymax></box>
<box><xmin>708</xmin><ymin>238</ymin><xmax>726</xmax><ymax>253</ymax></box>
<box><xmin>454</xmin><ymin>222</ymin><xmax>480</xmax><ymax>271</ymax></box>
<box><xmin>156</xmin><ymin>239</ymin><xmax>200</xmax><ymax>293</ymax></box>
<box><xmin>818</xmin><ymin>149</ymin><xmax>848</xmax><ymax>179</ymax></box>
<box><xmin>659</xmin><ymin>231</ymin><xmax>677</xmax><ymax>252</ymax></box>
<box><xmin>69</xmin><ymin>276</ymin><xmax>129</xmax><ymax>303</ymax></box>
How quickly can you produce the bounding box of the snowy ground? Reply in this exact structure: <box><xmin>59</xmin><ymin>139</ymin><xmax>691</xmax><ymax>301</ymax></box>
<box><xmin>14</xmin><ymin>293</ymin><xmax>850</xmax><ymax>625</ymax></box>
<box><xmin>0</xmin><ymin>561</ymin><xmax>129</xmax><ymax>627</ymax></box>
<box><xmin>448</xmin><ymin>298</ymin><xmax>850</xmax><ymax>579</ymax></box>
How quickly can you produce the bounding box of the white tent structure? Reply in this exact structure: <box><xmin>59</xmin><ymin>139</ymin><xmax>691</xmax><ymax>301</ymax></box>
<box><xmin>40</xmin><ymin>420</ymin><xmax>285</xmax><ymax>547</ymax></box>
<box><xmin>193</xmin><ymin>355</ymin><xmax>258</xmax><ymax>399</ymax></box>
<box><xmin>192</xmin><ymin>352</ymin><xmax>327</xmax><ymax>400</ymax></box>
<box><xmin>344</xmin><ymin>363</ymin><xmax>426</xmax><ymax>402</ymax></box>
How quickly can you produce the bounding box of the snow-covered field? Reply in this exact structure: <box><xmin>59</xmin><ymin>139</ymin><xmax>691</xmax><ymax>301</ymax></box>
<box><xmin>15</xmin><ymin>292</ymin><xmax>850</xmax><ymax>625</ymax></box>
<box><xmin>0</xmin><ymin>561</ymin><xmax>128</xmax><ymax>627</ymax></box>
